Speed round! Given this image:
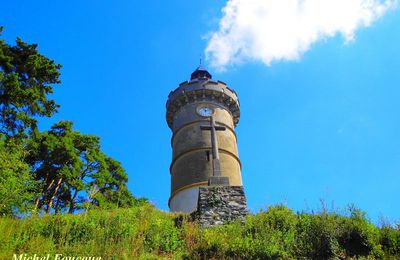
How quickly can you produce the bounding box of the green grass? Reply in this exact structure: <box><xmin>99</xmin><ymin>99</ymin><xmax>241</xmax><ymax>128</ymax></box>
<box><xmin>0</xmin><ymin>203</ymin><xmax>399</xmax><ymax>259</ymax></box>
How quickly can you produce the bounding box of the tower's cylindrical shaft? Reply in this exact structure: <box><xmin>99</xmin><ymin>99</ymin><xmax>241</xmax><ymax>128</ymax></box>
<box><xmin>166</xmin><ymin>68</ymin><xmax>242</xmax><ymax>213</ymax></box>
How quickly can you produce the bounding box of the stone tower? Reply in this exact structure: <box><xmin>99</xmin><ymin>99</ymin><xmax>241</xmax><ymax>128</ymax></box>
<box><xmin>166</xmin><ymin>66</ymin><xmax>245</xmax><ymax>214</ymax></box>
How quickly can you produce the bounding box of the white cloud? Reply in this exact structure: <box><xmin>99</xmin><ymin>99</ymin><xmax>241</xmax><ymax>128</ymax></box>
<box><xmin>205</xmin><ymin>0</ymin><xmax>398</xmax><ymax>70</ymax></box>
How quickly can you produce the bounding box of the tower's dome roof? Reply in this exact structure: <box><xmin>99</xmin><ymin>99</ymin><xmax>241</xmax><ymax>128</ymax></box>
<box><xmin>190</xmin><ymin>66</ymin><xmax>212</xmax><ymax>80</ymax></box>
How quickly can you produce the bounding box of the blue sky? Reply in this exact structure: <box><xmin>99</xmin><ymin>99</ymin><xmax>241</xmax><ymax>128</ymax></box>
<box><xmin>1</xmin><ymin>0</ymin><xmax>399</xmax><ymax>223</ymax></box>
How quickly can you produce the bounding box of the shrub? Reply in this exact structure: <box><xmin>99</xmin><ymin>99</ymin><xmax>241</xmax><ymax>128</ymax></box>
<box><xmin>338</xmin><ymin>207</ymin><xmax>383</xmax><ymax>258</ymax></box>
<box><xmin>295</xmin><ymin>212</ymin><xmax>343</xmax><ymax>259</ymax></box>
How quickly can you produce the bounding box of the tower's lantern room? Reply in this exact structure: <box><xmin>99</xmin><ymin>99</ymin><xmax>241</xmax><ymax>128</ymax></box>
<box><xmin>166</xmin><ymin>66</ymin><xmax>243</xmax><ymax>213</ymax></box>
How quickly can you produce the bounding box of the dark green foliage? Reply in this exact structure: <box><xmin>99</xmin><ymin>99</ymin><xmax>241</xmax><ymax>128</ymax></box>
<box><xmin>1</xmin><ymin>204</ymin><xmax>399</xmax><ymax>259</ymax></box>
<box><xmin>295</xmin><ymin>212</ymin><xmax>343</xmax><ymax>258</ymax></box>
<box><xmin>380</xmin><ymin>224</ymin><xmax>400</xmax><ymax>256</ymax></box>
<box><xmin>0</xmin><ymin>26</ymin><xmax>61</xmax><ymax>138</ymax></box>
<box><xmin>0</xmin><ymin>26</ymin><xmax>140</xmax><ymax>217</ymax></box>
<box><xmin>26</xmin><ymin>121</ymin><xmax>140</xmax><ymax>214</ymax></box>
<box><xmin>0</xmin><ymin>140</ymin><xmax>35</xmax><ymax>217</ymax></box>
<box><xmin>338</xmin><ymin>206</ymin><xmax>383</xmax><ymax>258</ymax></box>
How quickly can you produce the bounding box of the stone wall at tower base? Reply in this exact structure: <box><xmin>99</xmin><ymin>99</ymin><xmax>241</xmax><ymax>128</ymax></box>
<box><xmin>191</xmin><ymin>186</ymin><xmax>248</xmax><ymax>227</ymax></box>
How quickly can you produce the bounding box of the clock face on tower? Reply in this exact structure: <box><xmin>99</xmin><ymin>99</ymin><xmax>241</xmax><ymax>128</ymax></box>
<box><xmin>197</xmin><ymin>106</ymin><xmax>214</xmax><ymax>117</ymax></box>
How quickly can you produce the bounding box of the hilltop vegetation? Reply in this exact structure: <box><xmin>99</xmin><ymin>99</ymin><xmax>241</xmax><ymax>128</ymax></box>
<box><xmin>1</xmin><ymin>203</ymin><xmax>399</xmax><ymax>259</ymax></box>
<box><xmin>0</xmin><ymin>26</ymin><xmax>141</xmax><ymax>217</ymax></box>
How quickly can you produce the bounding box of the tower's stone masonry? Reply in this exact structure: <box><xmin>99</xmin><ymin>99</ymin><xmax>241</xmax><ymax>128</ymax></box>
<box><xmin>166</xmin><ymin>66</ymin><xmax>248</xmax><ymax>226</ymax></box>
<box><xmin>191</xmin><ymin>186</ymin><xmax>248</xmax><ymax>227</ymax></box>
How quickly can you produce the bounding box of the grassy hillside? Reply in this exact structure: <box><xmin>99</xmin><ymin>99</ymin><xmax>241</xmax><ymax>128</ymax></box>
<box><xmin>1</xmin><ymin>203</ymin><xmax>399</xmax><ymax>259</ymax></box>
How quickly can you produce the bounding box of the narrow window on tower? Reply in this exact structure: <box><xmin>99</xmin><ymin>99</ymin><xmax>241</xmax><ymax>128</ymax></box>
<box><xmin>206</xmin><ymin>150</ymin><xmax>210</xmax><ymax>161</ymax></box>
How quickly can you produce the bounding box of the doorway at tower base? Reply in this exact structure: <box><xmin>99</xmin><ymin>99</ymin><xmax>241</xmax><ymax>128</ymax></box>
<box><xmin>191</xmin><ymin>186</ymin><xmax>248</xmax><ymax>227</ymax></box>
